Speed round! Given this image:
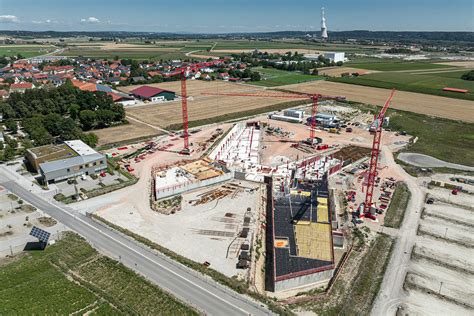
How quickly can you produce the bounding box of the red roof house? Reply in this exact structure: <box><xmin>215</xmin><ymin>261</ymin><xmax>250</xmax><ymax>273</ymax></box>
<box><xmin>10</xmin><ymin>82</ymin><xmax>33</xmax><ymax>93</ymax></box>
<box><xmin>129</xmin><ymin>85</ymin><xmax>175</xmax><ymax>101</ymax></box>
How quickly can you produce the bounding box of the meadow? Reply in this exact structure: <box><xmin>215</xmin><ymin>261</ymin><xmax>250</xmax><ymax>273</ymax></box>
<box><xmin>0</xmin><ymin>45</ymin><xmax>56</xmax><ymax>58</ymax></box>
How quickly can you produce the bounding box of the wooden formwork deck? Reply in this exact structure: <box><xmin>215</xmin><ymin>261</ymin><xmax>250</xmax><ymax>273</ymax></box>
<box><xmin>294</xmin><ymin>221</ymin><xmax>332</xmax><ymax>261</ymax></box>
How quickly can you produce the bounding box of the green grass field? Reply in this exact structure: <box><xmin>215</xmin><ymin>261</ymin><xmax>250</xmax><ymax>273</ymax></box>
<box><xmin>250</xmin><ymin>67</ymin><xmax>323</xmax><ymax>87</ymax></box>
<box><xmin>386</xmin><ymin>108</ymin><xmax>474</xmax><ymax>166</ymax></box>
<box><xmin>384</xmin><ymin>182</ymin><xmax>410</xmax><ymax>228</ymax></box>
<box><xmin>0</xmin><ymin>232</ymin><xmax>197</xmax><ymax>315</ymax></box>
<box><xmin>331</xmin><ymin>70</ymin><xmax>474</xmax><ymax>101</ymax></box>
<box><xmin>0</xmin><ymin>45</ymin><xmax>56</xmax><ymax>58</ymax></box>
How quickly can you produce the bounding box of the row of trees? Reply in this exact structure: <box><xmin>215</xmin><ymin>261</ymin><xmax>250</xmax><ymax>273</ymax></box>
<box><xmin>232</xmin><ymin>52</ymin><xmax>342</xmax><ymax>72</ymax></box>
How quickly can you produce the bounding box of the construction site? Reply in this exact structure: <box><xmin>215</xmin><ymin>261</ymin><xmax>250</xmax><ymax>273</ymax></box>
<box><xmin>81</xmin><ymin>68</ymin><xmax>420</xmax><ymax>301</ymax></box>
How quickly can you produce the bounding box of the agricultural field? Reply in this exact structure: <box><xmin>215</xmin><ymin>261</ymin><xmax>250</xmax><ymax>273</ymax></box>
<box><xmin>346</xmin><ymin>61</ymin><xmax>449</xmax><ymax>71</ymax></box>
<box><xmin>122</xmin><ymin>80</ymin><xmax>303</xmax><ymax>129</ymax></box>
<box><xmin>59</xmin><ymin>41</ymin><xmax>212</xmax><ymax>60</ymax></box>
<box><xmin>277</xmin><ymin>80</ymin><xmax>474</xmax><ymax>123</ymax></box>
<box><xmin>331</xmin><ymin>69</ymin><xmax>474</xmax><ymax>101</ymax></box>
<box><xmin>250</xmin><ymin>67</ymin><xmax>323</xmax><ymax>87</ymax></box>
<box><xmin>318</xmin><ymin>66</ymin><xmax>379</xmax><ymax>77</ymax></box>
<box><xmin>58</xmin><ymin>39</ymin><xmax>381</xmax><ymax>60</ymax></box>
<box><xmin>0</xmin><ymin>232</ymin><xmax>197</xmax><ymax>315</ymax></box>
<box><xmin>211</xmin><ymin>40</ymin><xmax>382</xmax><ymax>53</ymax></box>
<box><xmin>0</xmin><ymin>44</ymin><xmax>56</xmax><ymax>58</ymax></box>
<box><xmin>93</xmin><ymin>119</ymin><xmax>163</xmax><ymax>146</ymax></box>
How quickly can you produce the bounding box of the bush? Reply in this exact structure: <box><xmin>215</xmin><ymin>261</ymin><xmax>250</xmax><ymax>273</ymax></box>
<box><xmin>461</xmin><ymin>70</ymin><xmax>474</xmax><ymax>81</ymax></box>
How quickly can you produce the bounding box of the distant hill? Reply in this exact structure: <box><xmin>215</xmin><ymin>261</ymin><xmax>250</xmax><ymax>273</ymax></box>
<box><xmin>0</xmin><ymin>30</ymin><xmax>472</xmax><ymax>43</ymax></box>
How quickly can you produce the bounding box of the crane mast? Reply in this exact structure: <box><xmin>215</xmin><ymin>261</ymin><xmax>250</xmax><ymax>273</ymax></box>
<box><xmin>363</xmin><ymin>89</ymin><xmax>396</xmax><ymax>218</ymax></box>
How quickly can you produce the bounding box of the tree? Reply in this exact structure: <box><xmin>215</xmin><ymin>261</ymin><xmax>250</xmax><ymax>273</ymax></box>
<box><xmin>250</xmin><ymin>72</ymin><xmax>261</xmax><ymax>81</ymax></box>
<box><xmin>81</xmin><ymin>132</ymin><xmax>98</xmax><ymax>147</ymax></box>
<box><xmin>461</xmin><ymin>70</ymin><xmax>474</xmax><ymax>81</ymax></box>
<box><xmin>68</xmin><ymin>104</ymin><xmax>81</xmax><ymax>120</ymax></box>
<box><xmin>79</xmin><ymin>110</ymin><xmax>96</xmax><ymax>130</ymax></box>
<box><xmin>4</xmin><ymin>119</ymin><xmax>17</xmax><ymax>133</ymax></box>
<box><xmin>96</xmin><ymin>109</ymin><xmax>115</xmax><ymax>127</ymax></box>
<box><xmin>3</xmin><ymin>145</ymin><xmax>16</xmax><ymax>161</ymax></box>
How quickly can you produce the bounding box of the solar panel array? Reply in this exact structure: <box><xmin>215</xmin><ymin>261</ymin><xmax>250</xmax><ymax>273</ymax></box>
<box><xmin>29</xmin><ymin>226</ymin><xmax>51</xmax><ymax>243</ymax></box>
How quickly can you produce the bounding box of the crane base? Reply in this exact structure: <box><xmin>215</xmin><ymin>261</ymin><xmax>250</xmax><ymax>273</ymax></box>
<box><xmin>179</xmin><ymin>148</ymin><xmax>192</xmax><ymax>155</ymax></box>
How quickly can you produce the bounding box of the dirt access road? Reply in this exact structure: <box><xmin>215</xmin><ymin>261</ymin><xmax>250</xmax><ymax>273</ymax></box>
<box><xmin>277</xmin><ymin>80</ymin><xmax>474</xmax><ymax>123</ymax></box>
<box><xmin>371</xmin><ymin>146</ymin><xmax>426</xmax><ymax>316</ymax></box>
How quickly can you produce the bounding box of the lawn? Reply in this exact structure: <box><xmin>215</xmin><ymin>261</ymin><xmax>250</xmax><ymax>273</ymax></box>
<box><xmin>0</xmin><ymin>45</ymin><xmax>56</xmax><ymax>58</ymax></box>
<box><xmin>347</xmin><ymin>61</ymin><xmax>449</xmax><ymax>71</ymax></box>
<box><xmin>250</xmin><ymin>67</ymin><xmax>323</xmax><ymax>87</ymax></box>
<box><xmin>387</xmin><ymin>108</ymin><xmax>474</xmax><ymax>166</ymax></box>
<box><xmin>0</xmin><ymin>232</ymin><xmax>197</xmax><ymax>315</ymax></box>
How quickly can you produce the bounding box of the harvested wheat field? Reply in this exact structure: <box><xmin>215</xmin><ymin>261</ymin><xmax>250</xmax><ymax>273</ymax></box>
<box><xmin>277</xmin><ymin>81</ymin><xmax>474</xmax><ymax>122</ymax></box>
<box><xmin>94</xmin><ymin>120</ymin><xmax>162</xmax><ymax>146</ymax></box>
<box><xmin>125</xmin><ymin>81</ymin><xmax>302</xmax><ymax>128</ymax></box>
<box><xmin>118</xmin><ymin>80</ymin><xmax>263</xmax><ymax>96</ymax></box>
<box><xmin>318</xmin><ymin>67</ymin><xmax>378</xmax><ymax>77</ymax></box>
<box><xmin>434</xmin><ymin>61</ymin><xmax>474</xmax><ymax>68</ymax></box>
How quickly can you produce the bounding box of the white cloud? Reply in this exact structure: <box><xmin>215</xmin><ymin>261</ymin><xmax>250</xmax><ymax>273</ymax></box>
<box><xmin>32</xmin><ymin>19</ymin><xmax>56</xmax><ymax>24</ymax></box>
<box><xmin>80</xmin><ymin>16</ymin><xmax>100</xmax><ymax>24</ymax></box>
<box><xmin>0</xmin><ymin>15</ymin><xmax>19</xmax><ymax>23</ymax></box>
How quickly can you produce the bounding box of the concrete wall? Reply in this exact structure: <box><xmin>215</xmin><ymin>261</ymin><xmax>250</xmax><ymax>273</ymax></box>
<box><xmin>332</xmin><ymin>233</ymin><xmax>344</xmax><ymax>248</ymax></box>
<box><xmin>275</xmin><ymin>269</ymin><xmax>334</xmax><ymax>292</ymax></box>
<box><xmin>155</xmin><ymin>171</ymin><xmax>234</xmax><ymax>200</ymax></box>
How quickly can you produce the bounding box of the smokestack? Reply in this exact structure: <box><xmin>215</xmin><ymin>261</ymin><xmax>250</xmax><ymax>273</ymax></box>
<box><xmin>321</xmin><ymin>7</ymin><xmax>328</xmax><ymax>39</ymax></box>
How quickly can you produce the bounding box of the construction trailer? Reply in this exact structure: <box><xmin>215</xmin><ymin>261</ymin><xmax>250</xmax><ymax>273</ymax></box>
<box><xmin>306</xmin><ymin>113</ymin><xmax>340</xmax><ymax>128</ymax></box>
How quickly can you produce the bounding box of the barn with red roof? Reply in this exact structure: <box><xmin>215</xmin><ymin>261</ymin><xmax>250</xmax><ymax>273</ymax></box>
<box><xmin>129</xmin><ymin>85</ymin><xmax>176</xmax><ymax>102</ymax></box>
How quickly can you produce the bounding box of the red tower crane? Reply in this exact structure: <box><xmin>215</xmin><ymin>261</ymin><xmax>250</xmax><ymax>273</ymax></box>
<box><xmin>201</xmin><ymin>91</ymin><xmax>345</xmax><ymax>144</ymax></box>
<box><xmin>180</xmin><ymin>68</ymin><xmax>190</xmax><ymax>154</ymax></box>
<box><xmin>363</xmin><ymin>89</ymin><xmax>396</xmax><ymax>219</ymax></box>
<box><xmin>163</xmin><ymin>59</ymin><xmax>224</xmax><ymax>154</ymax></box>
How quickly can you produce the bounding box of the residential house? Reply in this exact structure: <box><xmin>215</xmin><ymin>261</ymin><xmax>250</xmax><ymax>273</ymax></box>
<box><xmin>10</xmin><ymin>82</ymin><xmax>33</xmax><ymax>93</ymax></box>
<box><xmin>129</xmin><ymin>85</ymin><xmax>175</xmax><ymax>102</ymax></box>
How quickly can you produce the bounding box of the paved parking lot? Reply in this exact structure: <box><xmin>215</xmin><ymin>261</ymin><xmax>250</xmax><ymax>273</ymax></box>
<box><xmin>52</xmin><ymin>172</ymin><xmax>128</xmax><ymax>198</ymax></box>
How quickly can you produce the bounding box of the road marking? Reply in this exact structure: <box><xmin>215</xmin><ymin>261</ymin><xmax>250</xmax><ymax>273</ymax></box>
<box><xmin>2</xmin><ymin>180</ymin><xmax>260</xmax><ymax>315</ymax></box>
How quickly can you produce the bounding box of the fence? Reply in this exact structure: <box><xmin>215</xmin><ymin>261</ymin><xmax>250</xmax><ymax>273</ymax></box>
<box><xmin>155</xmin><ymin>171</ymin><xmax>234</xmax><ymax>200</ymax></box>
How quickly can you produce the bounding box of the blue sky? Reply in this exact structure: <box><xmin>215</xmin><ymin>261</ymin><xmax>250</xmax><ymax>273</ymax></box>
<box><xmin>0</xmin><ymin>0</ymin><xmax>473</xmax><ymax>32</ymax></box>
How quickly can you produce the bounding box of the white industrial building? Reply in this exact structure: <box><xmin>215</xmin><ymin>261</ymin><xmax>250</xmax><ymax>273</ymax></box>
<box><xmin>323</xmin><ymin>52</ymin><xmax>345</xmax><ymax>63</ymax></box>
<box><xmin>304</xmin><ymin>52</ymin><xmax>345</xmax><ymax>63</ymax></box>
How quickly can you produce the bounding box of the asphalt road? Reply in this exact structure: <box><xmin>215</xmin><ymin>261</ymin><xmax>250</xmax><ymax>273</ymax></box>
<box><xmin>0</xmin><ymin>179</ymin><xmax>272</xmax><ymax>316</ymax></box>
<box><xmin>398</xmin><ymin>153</ymin><xmax>474</xmax><ymax>171</ymax></box>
